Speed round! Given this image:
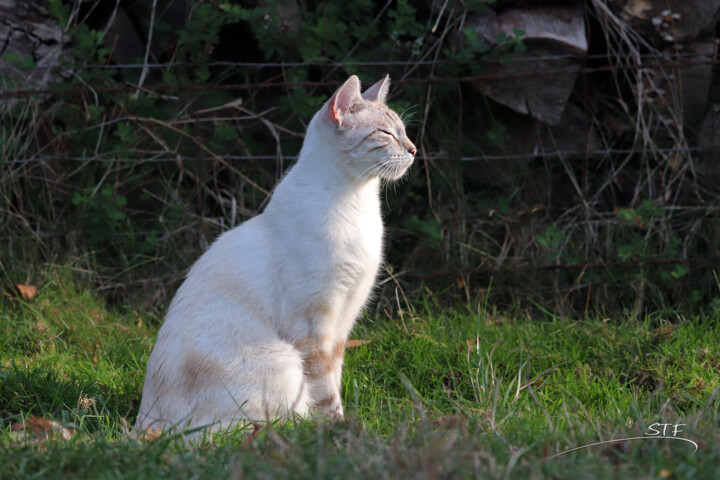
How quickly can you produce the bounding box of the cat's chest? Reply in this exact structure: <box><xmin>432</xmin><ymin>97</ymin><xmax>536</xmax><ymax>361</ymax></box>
<box><xmin>267</xmin><ymin>172</ymin><xmax>383</xmax><ymax>278</ymax></box>
<box><xmin>291</xmin><ymin>182</ymin><xmax>382</xmax><ymax>253</ymax></box>
<box><xmin>324</xmin><ymin>200</ymin><xmax>383</xmax><ymax>267</ymax></box>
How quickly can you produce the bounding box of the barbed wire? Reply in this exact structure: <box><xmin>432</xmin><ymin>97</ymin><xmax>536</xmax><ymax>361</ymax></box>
<box><xmin>402</xmin><ymin>256</ymin><xmax>720</xmax><ymax>279</ymax></box>
<box><xmin>0</xmin><ymin>221</ymin><xmax>715</xmax><ymax>277</ymax></box>
<box><xmin>3</xmin><ymin>146</ymin><xmax>719</xmax><ymax>165</ymax></box>
<box><xmin>2</xmin><ymin>57</ymin><xmax>718</xmax><ymax>99</ymax></box>
<box><xmin>0</xmin><ymin>51</ymin><xmax>713</xmax><ymax>71</ymax></box>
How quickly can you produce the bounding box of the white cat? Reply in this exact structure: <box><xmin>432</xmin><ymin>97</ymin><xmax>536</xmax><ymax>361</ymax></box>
<box><xmin>136</xmin><ymin>75</ymin><xmax>416</xmax><ymax>433</ymax></box>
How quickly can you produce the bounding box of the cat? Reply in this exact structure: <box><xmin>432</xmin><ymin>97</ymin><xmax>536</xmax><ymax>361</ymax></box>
<box><xmin>136</xmin><ymin>75</ymin><xmax>416</xmax><ymax>433</ymax></box>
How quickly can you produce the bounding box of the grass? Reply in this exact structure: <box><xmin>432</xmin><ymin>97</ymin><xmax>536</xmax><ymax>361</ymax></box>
<box><xmin>1</xmin><ymin>266</ymin><xmax>719</xmax><ymax>479</ymax></box>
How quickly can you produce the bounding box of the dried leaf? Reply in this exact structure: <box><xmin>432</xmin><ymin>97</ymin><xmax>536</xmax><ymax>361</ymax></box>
<box><xmin>77</xmin><ymin>394</ymin><xmax>96</xmax><ymax>411</ymax></box>
<box><xmin>139</xmin><ymin>427</ymin><xmax>163</xmax><ymax>442</ymax></box>
<box><xmin>621</xmin><ymin>0</ymin><xmax>652</xmax><ymax>21</ymax></box>
<box><xmin>460</xmin><ymin>337</ymin><xmax>480</xmax><ymax>355</ymax></box>
<box><xmin>659</xmin><ymin>469</ymin><xmax>672</xmax><ymax>478</ymax></box>
<box><xmin>346</xmin><ymin>339</ymin><xmax>372</xmax><ymax>348</ymax></box>
<box><xmin>15</xmin><ymin>284</ymin><xmax>37</xmax><ymax>300</ymax></box>
<box><xmin>10</xmin><ymin>416</ymin><xmax>73</xmax><ymax>442</ymax></box>
<box><xmin>246</xmin><ymin>422</ymin><xmax>264</xmax><ymax>443</ymax></box>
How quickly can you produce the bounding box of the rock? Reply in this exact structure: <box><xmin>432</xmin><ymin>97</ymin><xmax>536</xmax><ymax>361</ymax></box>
<box><xmin>468</xmin><ymin>2</ymin><xmax>587</xmax><ymax>126</ymax></box>
<box><xmin>600</xmin><ymin>1</ymin><xmax>718</xmax><ymax>130</ymax></box>
<box><xmin>539</xmin><ymin>103</ymin><xmax>603</xmax><ymax>155</ymax></box>
<box><xmin>613</xmin><ymin>0</ymin><xmax>720</xmax><ymax>42</ymax></box>
<box><xmin>102</xmin><ymin>0</ymin><xmax>189</xmax><ymax>65</ymax></box>
<box><xmin>0</xmin><ymin>0</ymin><xmax>70</xmax><ymax>101</ymax></box>
<box><xmin>673</xmin><ymin>41</ymin><xmax>716</xmax><ymax>127</ymax></box>
<box><xmin>696</xmin><ymin>104</ymin><xmax>720</xmax><ymax>181</ymax></box>
<box><xmin>102</xmin><ymin>7</ymin><xmax>146</xmax><ymax>65</ymax></box>
<box><xmin>461</xmin><ymin>102</ymin><xmax>602</xmax><ymax>193</ymax></box>
<box><xmin>636</xmin><ymin>41</ymin><xmax>716</xmax><ymax>130</ymax></box>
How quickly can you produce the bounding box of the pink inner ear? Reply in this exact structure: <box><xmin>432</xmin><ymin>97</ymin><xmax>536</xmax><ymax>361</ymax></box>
<box><xmin>328</xmin><ymin>76</ymin><xmax>361</xmax><ymax>124</ymax></box>
<box><xmin>334</xmin><ymin>84</ymin><xmax>355</xmax><ymax>114</ymax></box>
<box><xmin>329</xmin><ymin>95</ymin><xmax>340</xmax><ymax>122</ymax></box>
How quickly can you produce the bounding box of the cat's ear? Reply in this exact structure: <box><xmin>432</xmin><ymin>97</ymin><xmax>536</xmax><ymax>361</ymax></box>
<box><xmin>328</xmin><ymin>75</ymin><xmax>363</xmax><ymax>126</ymax></box>
<box><xmin>361</xmin><ymin>74</ymin><xmax>390</xmax><ymax>104</ymax></box>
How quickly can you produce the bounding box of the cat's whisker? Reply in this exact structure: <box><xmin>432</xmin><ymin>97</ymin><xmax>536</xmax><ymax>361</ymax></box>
<box><xmin>400</xmin><ymin>104</ymin><xmax>419</xmax><ymax>124</ymax></box>
<box><xmin>348</xmin><ymin>155</ymin><xmax>380</xmax><ymax>182</ymax></box>
<box><xmin>384</xmin><ymin>162</ymin><xmax>399</xmax><ymax>181</ymax></box>
<box><xmin>357</xmin><ymin>162</ymin><xmax>381</xmax><ymax>182</ymax></box>
<box><xmin>400</xmin><ymin>103</ymin><xmax>416</xmax><ymax>117</ymax></box>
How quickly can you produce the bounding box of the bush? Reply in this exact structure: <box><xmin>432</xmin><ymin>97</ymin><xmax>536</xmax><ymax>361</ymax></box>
<box><xmin>1</xmin><ymin>0</ymin><xmax>718</xmax><ymax>315</ymax></box>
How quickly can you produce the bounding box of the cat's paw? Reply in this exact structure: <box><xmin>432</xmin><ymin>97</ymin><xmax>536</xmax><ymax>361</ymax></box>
<box><xmin>314</xmin><ymin>395</ymin><xmax>344</xmax><ymax>420</ymax></box>
<box><xmin>329</xmin><ymin>401</ymin><xmax>344</xmax><ymax>420</ymax></box>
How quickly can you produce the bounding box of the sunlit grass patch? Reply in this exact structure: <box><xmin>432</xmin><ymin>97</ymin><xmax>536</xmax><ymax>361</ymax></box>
<box><xmin>1</xmin><ymin>268</ymin><xmax>719</xmax><ymax>478</ymax></box>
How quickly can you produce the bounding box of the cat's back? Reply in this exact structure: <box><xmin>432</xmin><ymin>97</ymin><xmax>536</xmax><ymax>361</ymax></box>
<box><xmin>161</xmin><ymin>215</ymin><xmax>279</xmax><ymax>334</ymax></box>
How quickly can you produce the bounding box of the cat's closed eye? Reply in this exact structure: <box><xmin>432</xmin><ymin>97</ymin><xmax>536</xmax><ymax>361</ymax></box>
<box><xmin>377</xmin><ymin>129</ymin><xmax>396</xmax><ymax>138</ymax></box>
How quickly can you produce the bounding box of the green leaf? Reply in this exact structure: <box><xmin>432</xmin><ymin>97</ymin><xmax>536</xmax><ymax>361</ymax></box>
<box><xmin>670</xmin><ymin>265</ymin><xmax>688</xmax><ymax>279</ymax></box>
<box><xmin>403</xmin><ymin>215</ymin><xmax>443</xmax><ymax>247</ymax></box>
<box><xmin>215</xmin><ymin>123</ymin><xmax>237</xmax><ymax>142</ymax></box>
<box><xmin>2</xmin><ymin>52</ymin><xmax>19</xmax><ymax>64</ymax></box>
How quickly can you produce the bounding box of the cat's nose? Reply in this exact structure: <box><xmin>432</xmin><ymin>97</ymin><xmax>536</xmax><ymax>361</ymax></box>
<box><xmin>408</xmin><ymin>145</ymin><xmax>417</xmax><ymax>156</ymax></box>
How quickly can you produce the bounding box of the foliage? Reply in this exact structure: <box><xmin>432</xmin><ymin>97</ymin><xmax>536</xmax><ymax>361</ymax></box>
<box><xmin>0</xmin><ymin>0</ymin><xmax>718</xmax><ymax>315</ymax></box>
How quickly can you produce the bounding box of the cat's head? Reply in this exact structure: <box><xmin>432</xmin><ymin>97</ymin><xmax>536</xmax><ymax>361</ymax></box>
<box><xmin>317</xmin><ymin>75</ymin><xmax>416</xmax><ymax>181</ymax></box>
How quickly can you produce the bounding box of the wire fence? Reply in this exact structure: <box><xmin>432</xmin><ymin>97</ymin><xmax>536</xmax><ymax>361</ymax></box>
<box><xmin>4</xmin><ymin>146</ymin><xmax>720</xmax><ymax>165</ymax></box>
<box><xmin>0</xmin><ymin>51</ymin><xmax>714</xmax><ymax>70</ymax></box>
<box><xmin>4</xmin><ymin>55</ymin><xmax>720</xmax><ymax>164</ymax></box>
<box><xmin>5</xmin><ymin>54</ymin><xmax>719</xmax><ymax>165</ymax></box>
<box><xmin>3</xmin><ymin>61</ymin><xmax>719</xmax><ymax>98</ymax></box>
<box><xmin>1</xmin><ymin>54</ymin><xmax>718</xmax><ymax>99</ymax></box>
<box><xmin>2</xmin><ymin>45</ymin><xmax>719</xmax><ymax>312</ymax></box>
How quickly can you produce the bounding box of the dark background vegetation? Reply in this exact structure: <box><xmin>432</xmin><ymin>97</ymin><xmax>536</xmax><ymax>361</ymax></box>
<box><xmin>2</xmin><ymin>0</ymin><xmax>719</xmax><ymax>317</ymax></box>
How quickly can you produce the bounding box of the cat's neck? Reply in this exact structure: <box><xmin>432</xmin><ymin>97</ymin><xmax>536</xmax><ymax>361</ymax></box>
<box><xmin>277</xmin><ymin>120</ymin><xmax>381</xmax><ymax>204</ymax></box>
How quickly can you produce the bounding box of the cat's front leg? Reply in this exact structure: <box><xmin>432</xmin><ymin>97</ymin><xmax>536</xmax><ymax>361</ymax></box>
<box><xmin>295</xmin><ymin>338</ymin><xmax>346</xmax><ymax>419</ymax></box>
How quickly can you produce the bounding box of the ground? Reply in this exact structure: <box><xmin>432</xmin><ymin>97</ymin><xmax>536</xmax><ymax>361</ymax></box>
<box><xmin>1</xmin><ymin>267</ymin><xmax>718</xmax><ymax>479</ymax></box>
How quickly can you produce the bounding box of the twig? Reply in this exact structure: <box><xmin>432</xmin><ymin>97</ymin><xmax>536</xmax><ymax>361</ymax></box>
<box><xmin>134</xmin><ymin>0</ymin><xmax>158</xmax><ymax>100</ymax></box>
<box><xmin>401</xmin><ymin>257</ymin><xmax>717</xmax><ymax>280</ymax></box>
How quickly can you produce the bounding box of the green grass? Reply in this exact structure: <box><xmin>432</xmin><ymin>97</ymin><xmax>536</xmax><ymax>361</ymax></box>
<box><xmin>1</xmin><ymin>267</ymin><xmax>719</xmax><ymax>479</ymax></box>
